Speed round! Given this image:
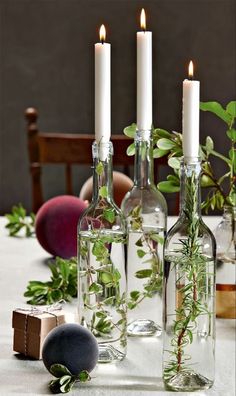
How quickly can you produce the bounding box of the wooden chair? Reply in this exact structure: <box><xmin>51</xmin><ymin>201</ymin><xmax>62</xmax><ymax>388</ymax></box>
<box><xmin>25</xmin><ymin>107</ymin><xmax>168</xmax><ymax>213</ymax></box>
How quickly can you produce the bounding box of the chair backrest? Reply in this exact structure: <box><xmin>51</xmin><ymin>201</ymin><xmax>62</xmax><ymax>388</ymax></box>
<box><xmin>25</xmin><ymin>107</ymin><xmax>168</xmax><ymax>212</ymax></box>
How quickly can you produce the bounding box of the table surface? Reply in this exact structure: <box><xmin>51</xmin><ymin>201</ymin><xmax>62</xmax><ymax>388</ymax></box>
<box><xmin>0</xmin><ymin>217</ymin><xmax>235</xmax><ymax>396</ymax></box>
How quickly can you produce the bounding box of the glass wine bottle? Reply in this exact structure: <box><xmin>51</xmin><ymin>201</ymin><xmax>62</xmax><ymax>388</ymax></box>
<box><xmin>215</xmin><ymin>205</ymin><xmax>236</xmax><ymax>318</ymax></box>
<box><xmin>78</xmin><ymin>141</ymin><xmax>127</xmax><ymax>363</ymax></box>
<box><xmin>121</xmin><ymin>129</ymin><xmax>167</xmax><ymax>336</ymax></box>
<box><xmin>163</xmin><ymin>158</ymin><xmax>216</xmax><ymax>391</ymax></box>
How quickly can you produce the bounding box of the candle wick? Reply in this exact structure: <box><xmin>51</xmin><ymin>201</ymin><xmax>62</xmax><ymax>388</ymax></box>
<box><xmin>189</xmin><ymin>75</ymin><xmax>193</xmax><ymax>81</ymax></box>
<box><xmin>101</xmin><ymin>39</ymin><xmax>104</xmax><ymax>45</ymax></box>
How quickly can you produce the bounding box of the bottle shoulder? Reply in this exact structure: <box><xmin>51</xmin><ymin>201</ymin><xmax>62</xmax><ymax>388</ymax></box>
<box><xmin>78</xmin><ymin>199</ymin><xmax>126</xmax><ymax>232</ymax></box>
<box><xmin>121</xmin><ymin>185</ymin><xmax>167</xmax><ymax>215</ymax></box>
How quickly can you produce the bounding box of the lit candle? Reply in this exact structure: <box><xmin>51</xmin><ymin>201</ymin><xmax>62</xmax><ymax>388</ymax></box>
<box><xmin>95</xmin><ymin>24</ymin><xmax>111</xmax><ymax>143</ymax></box>
<box><xmin>137</xmin><ymin>8</ymin><xmax>152</xmax><ymax>131</ymax></box>
<box><xmin>182</xmin><ymin>61</ymin><xmax>200</xmax><ymax>160</ymax></box>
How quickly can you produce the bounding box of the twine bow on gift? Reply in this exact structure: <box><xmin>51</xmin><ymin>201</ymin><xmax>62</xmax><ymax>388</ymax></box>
<box><xmin>15</xmin><ymin>300</ymin><xmax>65</xmax><ymax>356</ymax></box>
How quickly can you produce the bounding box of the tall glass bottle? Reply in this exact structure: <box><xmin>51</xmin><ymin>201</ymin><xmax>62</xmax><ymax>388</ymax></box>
<box><xmin>121</xmin><ymin>129</ymin><xmax>167</xmax><ymax>336</ymax></box>
<box><xmin>163</xmin><ymin>159</ymin><xmax>216</xmax><ymax>391</ymax></box>
<box><xmin>78</xmin><ymin>141</ymin><xmax>127</xmax><ymax>363</ymax></box>
<box><xmin>215</xmin><ymin>205</ymin><xmax>236</xmax><ymax>318</ymax></box>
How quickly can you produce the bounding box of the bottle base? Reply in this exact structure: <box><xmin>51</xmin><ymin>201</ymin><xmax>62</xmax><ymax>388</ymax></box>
<box><xmin>98</xmin><ymin>344</ymin><xmax>126</xmax><ymax>363</ymax></box>
<box><xmin>127</xmin><ymin>319</ymin><xmax>162</xmax><ymax>337</ymax></box>
<box><xmin>164</xmin><ymin>371</ymin><xmax>213</xmax><ymax>392</ymax></box>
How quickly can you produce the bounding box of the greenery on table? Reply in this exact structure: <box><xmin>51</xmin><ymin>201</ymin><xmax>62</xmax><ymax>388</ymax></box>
<box><xmin>5</xmin><ymin>204</ymin><xmax>35</xmax><ymax>237</ymax></box>
<box><xmin>24</xmin><ymin>257</ymin><xmax>77</xmax><ymax>305</ymax></box>
<box><xmin>49</xmin><ymin>364</ymin><xmax>91</xmax><ymax>394</ymax></box>
<box><xmin>124</xmin><ymin>101</ymin><xmax>236</xmax><ymax>213</ymax></box>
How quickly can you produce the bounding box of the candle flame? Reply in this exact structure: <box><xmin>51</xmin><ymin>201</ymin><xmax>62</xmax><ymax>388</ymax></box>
<box><xmin>188</xmin><ymin>60</ymin><xmax>194</xmax><ymax>79</ymax></box>
<box><xmin>99</xmin><ymin>24</ymin><xmax>106</xmax><ymax>43</ymax></box>
<box><xmin>140</xmin><ymin>8</ymin><xmax>146</xmax><ymax>30</ymax></box>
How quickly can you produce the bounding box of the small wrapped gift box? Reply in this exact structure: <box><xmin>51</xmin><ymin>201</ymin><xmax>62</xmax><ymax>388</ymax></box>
<box><xmin>12</xmin><ymin>306</ymin><xmax>66</xmax><ymax>359</ymax></box>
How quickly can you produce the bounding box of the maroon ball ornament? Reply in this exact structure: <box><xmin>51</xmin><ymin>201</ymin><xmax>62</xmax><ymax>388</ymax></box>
<box><xmin>35</xmin><ymin>195</ymin><xmax>87</xmax><ymax>258</ymax></box>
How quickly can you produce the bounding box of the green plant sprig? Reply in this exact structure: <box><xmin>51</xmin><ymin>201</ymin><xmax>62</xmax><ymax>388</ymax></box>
<box><xmin>5</xmin><ymin>204</ymin><xmax>35</xmax><ymax>237</ymax></box>
<box><xmin>127</xmin><ymin>205</ymin><xmax>164</xmax><ymax>311</ymax></box>
<box><xmin>24</xmin><ymin>257</ymin><xmax>77</xmax><ymax>305</ymax></box>
<box><xmin>163</xmin><ymin>166</ymin><xmax>214</xmax><ymax>380</ymax></box>
<box><xmin>48</xmin><ymin>364</ymin><xmax>91</xmax><ymax>394</ymax></box>
<box><xmin>124</xmin><ymin>100</ymin><xmax>236</xmax><ymax>213</ymax></box>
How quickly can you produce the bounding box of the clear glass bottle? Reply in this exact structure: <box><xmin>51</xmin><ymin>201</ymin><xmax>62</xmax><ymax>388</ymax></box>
<box><xmin>215</xmin><ymin>205</ymin><xmax>236</xmax><ymax>318</ymax></box>
<box><xmin>163</xmin><ymin>159</ymin><xmax>216</xmax><ymax>391</ymax></box>
<box><xmin>121</xmin><ymin>129</ymin><xmax>167</xmax><ymax>336</ymax></box>
<box><xmin>78</xmin><ymin>141</ymin><xmax>127</xmax><ymax>363</ymax></box>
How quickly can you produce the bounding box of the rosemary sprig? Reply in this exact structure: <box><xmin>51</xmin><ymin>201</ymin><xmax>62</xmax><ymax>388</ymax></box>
<box><xmin>24</xmin><ymin>257</ymin><xmax>77</xmax><ymax>305</ymax></box>
<box><xmin>5</xmin><ymin>204</ymin><xmax>35</xmax><ymax>237</ymax></box>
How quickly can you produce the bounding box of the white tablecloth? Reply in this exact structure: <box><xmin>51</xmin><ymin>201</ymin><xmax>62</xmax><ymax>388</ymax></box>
<box><xmin>0</xmin><ymin>217</ymin><xmax>235</xmax><ymax>396</ymax></box>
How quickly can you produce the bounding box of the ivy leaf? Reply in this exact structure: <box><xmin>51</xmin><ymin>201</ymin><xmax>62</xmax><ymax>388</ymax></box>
<box><xmin>99</xmin><ymin>186</ymin><xmax>108</xmax><ymax>198</ymax></box>
<box><xmin>200</xmin><ymin>101</ymin><xmax>231</xmax><ymax>125</ymax></box>
<box><xmin>150</xmin><ymin>234</ymin><xmax>164</xmax><ymax>245</ymax></box>
<box><xmin>89</xmin><ymin>282</ymin><xmax>103</xmax><ymax>294</ymax></box>
<box><xmin>226</xmin><ymin>128</ymin><xmax>236</xmax><ymax>141</ymax></box>
<box><xmin>126</xmin><ymin>142</ymin><xmax>135</xmax><ymax>156</ymax></box>
<box><xmin>130</xmin><ymin>290</ymin><xmax>140</xmax><ymax>301</ymax></box>
<box><xmin>137</xmin><ymin>249</ymin><xmax>146</xmax><ymax>258</ymax></box>
<box><xmin>157</xmin><ymin>180</ymin><xmax>180</xmax><ymax>193</ymax></box>
<box><xmin>168</xmin><ymin>157</ymin><xmax>181</xmax><ymax>169</ymax></box>
<box><xmin>78</xmin><ymin>370</ymin><xmax>91</xmax><ymax>383</ymax></box>
<box><xmin>123</xmin><ymin>123</ymin><xmax>136</xmax><ymax>138</ymax></box>
<box><xmin>153</xmin><ymin>148</ymin><xmax>168</xmax><ymax>158</ymax></box>
<box><xmin>50</xmin><ymin>364</ymin><xmax>72</xmax><ymax>378</ymax></box>
<box><xmin>205</xmin><ymin>136</ymin><xmax>214</xmax><ymax>152</ymax></box>
<box><xmin>153</xmin><ymin>128</ymin><xmax>172</xmax><ymax>139</ymax></box>
<box><xmin>103</xmin><ymin>208</ymin><xmax>115</xmax><ymax>223</ymax></box>
<box><xmin>157</xmin><ymin>138</ymin><xmax>176</xmax><ymax>150</ymax></box>
<box><xmin>226</xmin><ymin>101</ymin><xmax>236</xmax><ymax>117</ymax></box>
<box><xmin>135</xmin><ymin>269</ymin><xmax>153</xmax><ymax>278</ymax></box>
<box><xmin>96</xmin><ymin>162</ymin><xmax>104</xmax><ymax>176</ymax></box>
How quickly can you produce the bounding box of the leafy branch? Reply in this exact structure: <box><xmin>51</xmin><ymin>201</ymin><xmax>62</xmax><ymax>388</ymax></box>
<box><xmin>5</xmin><ymin>204</ymin><xmax>35</xmax><ymax>237</ymax></box>
<box><xmin>124</xmin><ymin>100</ymin><xmax>236</xmax><ymax>213</ymax></box>
<box><xmin>49</xmin><ymin>364</ymin><xmax>90</xmax><ymax>394</ymax></box>
<box><xmin>24</xmin><ymin>257</ymin><xmax>77</xmax><ymax>305</ymax></box>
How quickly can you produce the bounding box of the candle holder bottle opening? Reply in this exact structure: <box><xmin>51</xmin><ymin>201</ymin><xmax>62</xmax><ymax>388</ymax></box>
<box><xmin>121</xmin><ymin>129</ymin><xmax>167</xmax><ymax>336</ymax></box>
<box><xmin>78</xmin><ymin>140</ymin><xmax>127</xmax><ymax>363</ymax></box>
<box><xmin>163</xmin><ymin>158</ymin><xmax>216</xmax><ymax>391</ymax></box>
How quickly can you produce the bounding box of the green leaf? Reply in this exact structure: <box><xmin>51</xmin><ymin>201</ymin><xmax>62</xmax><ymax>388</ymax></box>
<box><xmin>157</xmin><ymin>181</ymin><xmax>180</xmax><ymax>193</ymax></box>
<box><xmin>205</xmin><ymin>136</ymin><xmax>214</xmax><ymax>152</ymax></box>
<box><xmin>96</xmin><ymin>161</ymin><xmax>104</xmax><ymax>176</ymax></box>
<box><xmin>226</xmin><ymin>101</ymin><xmax>236</xmax><ymax>117</ymax></box>
<box><xmin>126</xmin><ymin>142</ymin><xmax>135</xmax><ymax>156</ymax></box>
<box><xmin>103</xmin><ymin>208</ymin><xmax>115</xmax><ymax>223</ymax></box>
<box><xmin>59</xmin><ymin>259</ymin><xmax>70</xmax><ymax>281</ymax></box>
<box><xmin>157</xmin><ymin>138</ymin><xmax>176</xmax><ymax>150</ymax></box>
<box><xmin>100</xmin><ymin>271</ymin><xmax>113</xmax><ymax>284</ymax></box>
<box><xmin>78</xmin><ymin>370</ymin><xmax>91</xmax><ymax>383</ymax></box>
<box><xmin>49</xmin><ymin>379</ymin><xmax>61</xmax><ymax>394</ymax></box>
<box><xmin>50</xmin><ymin>364</ymin><xmax>72</xmax><ymax>378</ymax></box>
<box><xmin>137</xmin><ymin>249</ymin><xmax>146</xmax><ymax>258</ymax></box>
<box><xmin>150</xmin><ymin>233</ymin><xmax>164</xmax><ymax>245</ymax></box>
<box><xmin>153</xmin><ymin>128</ymin><xmax>172</xmax><ymax>139</ymax></box>
<box><xmin>226</xmin><ymin>128</ymin><xmax>236</xmax><ymax>141</ymax></box>
<box><xmin>123</xmin><ymin>123</ymin><xmax>136</xmax><ymax>138</ymax></box>
<box><xmin>168</xmin><ymin>157</ymin><xmax>181</xmax><ymax>169</ymax></box>
<box><xmin>130</xmin><ymin>290</ymin><xmax>140</xmax><ymax>301</ymax></box>
<box><xmin>153</xmin><ymin>148</ymin><xmax>168</xmax><ymax>158</ymax></box>
<box><xmin>99</xmin><ymin>186</ymin><xmax>108</xmax><ymax>198</ymax></box>
<box><xmin>89</xmin><ymin>282</ymin><xmax>103</xmax><ymax>294</ymax></box>
<box><xmin>200</xmin><ymin>101</ymin><xmax>231</xmax><ymax>124</ymax></box>
<box><xmin>135</xmin><ymin>269</ymin><xmax>153</xmax><ymax>278</ymax></box>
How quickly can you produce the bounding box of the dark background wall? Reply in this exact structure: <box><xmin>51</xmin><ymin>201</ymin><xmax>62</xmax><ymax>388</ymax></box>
<box><xmin>0</xmin><ymin>0</ymin><xmax>235</xmax><ymax>214</ymax></box>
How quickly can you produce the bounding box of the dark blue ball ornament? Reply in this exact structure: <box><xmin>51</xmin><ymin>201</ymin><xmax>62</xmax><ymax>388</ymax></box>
<box><xmin>42</xmin><ymin>323</ymin><xmax>99</xmax><ymax>375</ymax></box>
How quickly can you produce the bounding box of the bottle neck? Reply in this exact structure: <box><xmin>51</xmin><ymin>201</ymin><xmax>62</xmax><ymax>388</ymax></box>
<box><xmin>134</xmin><ymin>130</ymin><xmax>155</xmax><ymax>188</ymax></box>
<box><xmin>92</xmin><ymin>141</ymin><xmax>113</xmax><ymax>203</ymax></box>
<box><xmin>179</xmin><ymin>159</ymin><xmax>202</xmax><ymax>219</ymax></box>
